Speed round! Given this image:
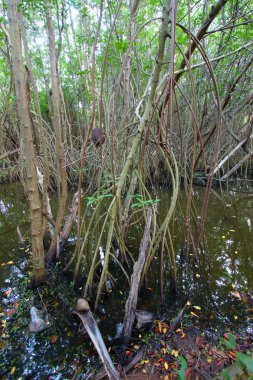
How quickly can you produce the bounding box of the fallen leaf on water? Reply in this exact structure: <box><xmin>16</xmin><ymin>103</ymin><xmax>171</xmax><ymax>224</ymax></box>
<box><xmin>10</xmin><ymin>367</ymin><xmax>16</xmax><ymax>375</ymax></box>
<box><xmin>163</xmin><ymin>327</ymin><xmax>168</xmax><ymax>334</ymax></box>
<box><xmin>164</xmin><ymin>376</ymin><xmax>169</xmax><ymax>380</ymax></box>
<box><xmin>164</xmin><ymin>361</ymin><xmax>169</xmax><ymax>370</ymax></box>
<box><xmin>193</xmin><ymin>305</ymin><xmax>201</xmax><ymax>310</ymax></box>
<box><xmin>196</xmin><ymin>274</ymin><xmax>200</xmax><ymax>278</ymax></box>
<box><xmin>50</xmin><ymin>335</ymin><xmax>58</xmax><ymax>344</ymax></box>
<box><xmin>125</xmin><ymin>350</ymin><xmax>131</xmax><ymax>357</ymax></box>
<box><xmin>191</xmin><ymin>311</ymin><xmax>199</xmax><ymax>318</ymax></box>
<box><xmin>134</xmin><ymin>345</ymin><xmax>140</xmax><ymax>350</ymax></box>
<box><xmin>180</xmin><ymin>332</ymin><xmax>186</xmax><ymax>339</ymax></box>
<box><xmin>142</xmin><ymin>369</ymin><xmax>147</xmax><ymax>374</ymax></box>
<box><xmin>4</xmin><ymin>289</ymin><xmax>13</xmax><ymax>296</ymax></box>
<box><xmin>0</xmin><ymin>341</ymin><xmax>7</xmax><ymax>350</ymax></box>
<box><xmin>6</xmin><ymin>308</ymin><xmax>15</xmax><ymax>316</ymax></box>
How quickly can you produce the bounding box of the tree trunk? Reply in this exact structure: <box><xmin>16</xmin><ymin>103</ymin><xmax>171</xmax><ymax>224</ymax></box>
<box><xmin>6</xmin><ymin>0</ymin><xmax>45</xmax><ymax>285</ymax></box>
<box><xmin>46</xmin><ymin>1</ymin><xmax>68</xmax><ymax>263</ymax></box>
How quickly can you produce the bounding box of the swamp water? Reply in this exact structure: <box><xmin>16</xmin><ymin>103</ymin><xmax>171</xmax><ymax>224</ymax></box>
<box><xmin>0</xmin><ymin>182</ymin><xmax>253</xmax><ymax>379</ymax></box>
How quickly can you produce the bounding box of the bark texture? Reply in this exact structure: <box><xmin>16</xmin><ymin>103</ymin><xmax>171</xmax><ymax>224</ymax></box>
<box><xmin>7</xmin><ymin>0</ymin><xmax>45</xmax><ymax>284</ymax></box>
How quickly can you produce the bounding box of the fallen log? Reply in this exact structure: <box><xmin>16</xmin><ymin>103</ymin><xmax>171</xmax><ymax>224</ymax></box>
<box><xmin>122</xmin><ymin>208</ymin><xmax>152</xmax><ymax>338</ymax></box>
<box><xmin>73</xmin><ymin>299</ymin><xmax>120</xmax><ymax>380</ymax></box>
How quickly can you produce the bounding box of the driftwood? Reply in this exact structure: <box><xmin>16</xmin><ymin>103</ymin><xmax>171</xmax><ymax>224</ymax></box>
<box><xmin>123</xmin><ymin>208</ymin><xmax>152</xmax><ymax>337</ymax></box>
<box><xmin>73</xmin><ymin>299</ymin><xmax>120</xmax><ymax>380</ymax></box>
<box><xmin>169</xmin><ymin>301</ymin><xmax>191</xmax><ymax>334</ymax></box>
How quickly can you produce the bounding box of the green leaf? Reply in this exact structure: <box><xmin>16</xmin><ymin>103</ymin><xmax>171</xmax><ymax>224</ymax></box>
<box><xmin>236</xmin><ymin>353</ymin><xmax>253</xmax><ymax>373</ymax></box>
<box><xmin>227</xmin><ymin>333</ymin><xmax>236</xmax><ymax>349</ymax></box>
<box><xmin>221</xmin><ymin>369</ymin><xmax>230</xmax><ymax>380</ymax></box>
<box><xmin>177</xmin><ymin>356</ymin><xmax>187</xmax><ymax>380</ymax></box>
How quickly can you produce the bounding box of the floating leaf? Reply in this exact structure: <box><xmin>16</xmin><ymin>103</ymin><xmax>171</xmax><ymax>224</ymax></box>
<box><xmin>50</xmin><ymin>335</ymin><xmax>58</xmax><ymax>344</ymax></box>
<box><xmin>164</xmin><ymin>376</ymin><xmax>169</xmax><ymax>380</ymax></box>
<box><xmin>196</xmin><ymin>274</ymin><xmax>200</xmax><ymax>278</ymax></box>
<box><xmin>134</xmin><ymin>345</ymin><xmax>140</xmax><ymax>350</ymax></box>
<box><xmin>6</xmin><ymin>308</ymin><xmax>15</xmax><ymax>316</ymax></box>
<box><xmin>0</xmin><ymin>341</ymin><xmax>7</xmax><ymax>350</ymax></box>
<box><xmin>10</xmin><ymin>367</ymin><xmax>16</xmax><ymax>375</ymax></box>
<box><xmin>171</xmin><ymin>350</ymin><xmax>179</xmax><ymax>358</ymax></box>
<box><xmin>193</xmin><ymin>306</ymin><xmax>201</xmax><ymax>310</ymax></box>
<box><xmin>190</xmin><ymin>312</ymin><xmax>199</xmax><ymax>317</ymax></box>
<box><xmin>164</xmin><ymin>361</ymin><xmax>169</xmax><ymax>370</ymax></box>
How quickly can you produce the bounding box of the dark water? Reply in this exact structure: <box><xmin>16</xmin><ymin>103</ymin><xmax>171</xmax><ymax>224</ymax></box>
<box><xmin>0</xmin><ymin>182</ymin><xmax>253</xmax><ymax>379</ymax></box>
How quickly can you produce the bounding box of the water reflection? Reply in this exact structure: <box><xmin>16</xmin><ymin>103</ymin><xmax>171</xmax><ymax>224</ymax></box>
<box><xmin>0</xmin><ymin>181</ymin><xmax>253</xmax><ymax>377</ymax></box>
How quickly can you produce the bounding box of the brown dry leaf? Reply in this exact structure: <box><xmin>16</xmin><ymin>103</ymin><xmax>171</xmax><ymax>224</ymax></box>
<box><xmin>171</xmin><ymin>350</ymin><xmax>179</xmax><ymax>358</ymax></box>
<box><xmin>157</xmin><ymin>321</ymin><xmax>162</xmax><ymax>333</ymax></box>
<box><xmin>180</xmin><ymin>332</ymin><xmax>186</xmax><ymax>339</ymax></box>
<box><xmin>50</xmin><ymin>335</ymin><xmax>58</xmax><ymax>344</ymax></box>
<box><xmin>0</xmin><ymin>341</ymin><xmax>7</xmax><ymax>350</ymax></box>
